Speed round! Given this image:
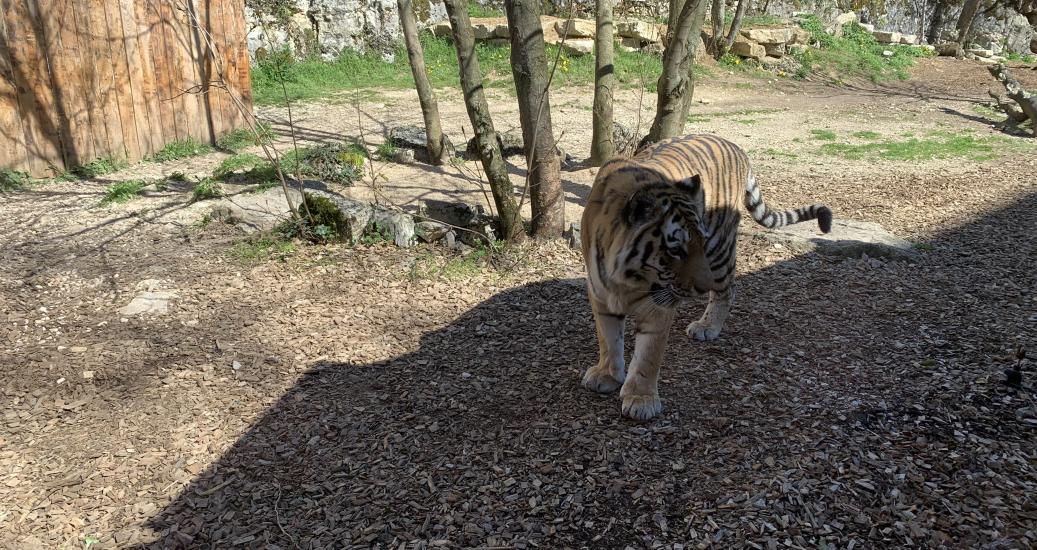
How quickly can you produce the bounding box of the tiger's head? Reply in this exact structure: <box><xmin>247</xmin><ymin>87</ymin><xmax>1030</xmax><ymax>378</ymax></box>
<box><xmin>598</xmin><ymin>169</ymin><xmax>711</xmax><ymax>306</ymax></box>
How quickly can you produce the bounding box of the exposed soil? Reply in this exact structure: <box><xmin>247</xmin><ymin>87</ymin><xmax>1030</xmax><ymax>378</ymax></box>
<box><xmin>1</xmin><ymin>58</ymin><xmax>1036</xmax><ymax>549</ymax></box>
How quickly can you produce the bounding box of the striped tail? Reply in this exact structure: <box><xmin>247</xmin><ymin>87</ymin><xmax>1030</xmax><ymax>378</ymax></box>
<box><xmin>744</xmin><ymin>171</ymin><xmax>832</xmax><ymax>234</ymax></box>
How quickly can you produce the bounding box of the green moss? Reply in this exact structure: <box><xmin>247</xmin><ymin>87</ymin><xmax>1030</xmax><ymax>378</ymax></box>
<box><xmin>297</xmin><ymin>193</ymin><xmax>350</xmax><ymax>243</ymax></box>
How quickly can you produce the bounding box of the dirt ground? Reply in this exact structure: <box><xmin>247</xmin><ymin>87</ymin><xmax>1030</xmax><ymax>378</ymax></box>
<box><xmin>1</xmin><ymin>58</ymin><xmax>1036</xmax><ymax>549</ymax></box>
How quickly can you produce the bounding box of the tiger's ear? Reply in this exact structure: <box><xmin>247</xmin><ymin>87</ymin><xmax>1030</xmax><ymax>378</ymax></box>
<box><xmin>622</xmin><ymin>188</ymin><xmax>658</xmax><ymax>226</ymax></box>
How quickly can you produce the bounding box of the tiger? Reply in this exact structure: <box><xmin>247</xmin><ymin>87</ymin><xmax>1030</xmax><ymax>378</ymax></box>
<box><xmin>580</xmin><ymin>134</ymin><xmax>832</xmax><ymax>420</ymax></box>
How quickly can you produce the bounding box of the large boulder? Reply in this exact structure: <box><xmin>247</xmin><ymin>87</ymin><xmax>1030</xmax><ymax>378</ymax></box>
<box><xmin>900</xmin><ymin>34</ymin><xmax>918</xmax><ymax>45</ymax></box>
<box><xmin>555</xmin><ymin>19</ymin><xmax>595</xmax><ymax>39</ymax></box>
<box><xmin>465</xmin><ymin>131</ymin><xmax>524</xmax><ymax>159</ymax></box>
<box><xmin>1005</xmin><ymin>15</ymin><xmax>1035</xmax><ymax>54</ymax></box>
<box><xmin>388</xmin><ymin>125</ymin><xmax>456</xmax><ymax>163</ymax></box>
<box><xmin>731</xmin><ymin>37</ymin><xmax>766</xmax><ymax>60</ymax></box>
<box><xmin>788</xmin><ymin>27</ymin><xmax>813</xmax><ymax>45</ymax></box>
<box><xmin>741</xmin><ymin>28</ymin><xmax>792</xmax><ymax>45</ymax></box>
<box><xmin>872</xmin><ymin>31</ymin><xmax>902</xmax><ymax>44</ymax></box>
<box><xmin>561</xmin><ymin>38</ymin><xmax>595</xmax><ymax>55</ymax></box>
<box><xmin>248</xmin><ymin>0</ymin><xmax>447</xmax><ymax>61</ymax></box>
<box><xmin>936</xmin><ymin>42</ymin><xmax>959</xmax><ymax>56</ymax></box>
<box><xmin>418</xmin><ymin>200</ymin><xmax>498</xmax><ymax>245</ymax></box>
<box><xmin>764</xmin><ymin>42</ymin><xmax>786</xmax><ymax>58</ymax></box>
<box><xmin>616</xmin><ymin>19</ymin><xmax>661</xmax><ymax>44</ymax></box>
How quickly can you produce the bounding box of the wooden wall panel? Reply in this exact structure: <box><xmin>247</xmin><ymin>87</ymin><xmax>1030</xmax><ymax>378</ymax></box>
<box><xmin>0</xmin><ymin>0</ymin><xmax>253</xmax><ymax>177</ymax></box>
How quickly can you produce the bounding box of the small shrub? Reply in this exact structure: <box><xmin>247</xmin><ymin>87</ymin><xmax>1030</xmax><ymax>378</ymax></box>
<box><xmin>168</xmin><ymin>171</ymin><xmax>189</xmax><ymax>182</ymax></box>
<box><xmin>74</xmin><ymin>155</ymin><xmax>127</xmax><ymax>178</ymax></box>
<box><xmin>101</xmin><ymin>180</ymin><xmax>148</xmax><ymax>205</ymax></box>
<box><xmin>214</xmin><ymin>153</ymin><xmax>267</xmax><ymax>178</ymax></box>
<box><xmin>0</xmin><ymin>169</ymin><xmax>32</xmax><ymax>193</ymax></box>
<box><xmin>295</xmin><ymin>193</ymin><xmax>350</xmax><ymax>242</ymax></box>
<box><xmin>150</xmin><ymin>138</ymin><xmax>214</xmax><ymax>162</ymax></box>
<box><xmin>216</xmin><ymin>122</ymin><xmax>275</xmax><ymax>151</ymax></box>
<box><xmin>376</xmin><ymin>140</ymin><xmax>398</xmax><ymax>160</ymax></box>
<box><xmin>191</xmin><ymin>177</ymin><xmax>223</xmax><ymax>202</ymax></box>
<box><xmin>231</xmin><ymin>234</ymin><xmax>295</xmax><ymax>263</ymax></box>
<box><xmin>810</xmin><ymin>129</ymin><xmax>838</xmax><ymax>141</ymax></box>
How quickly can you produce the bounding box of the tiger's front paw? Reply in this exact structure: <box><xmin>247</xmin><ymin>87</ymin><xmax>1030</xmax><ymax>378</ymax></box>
<box><xmin>621</xmin><ymin>393</ymin><xmax>662</xmax><ymax>421</ymax></box>
<box><xmin>582</xmin><ymin>366</ymin><xmax>624</xmax><ymax>394</ymax></box>
<box><xmin>686</xmin><ymin>320</ymin><xmax>722</xmax><ymax>341</ymax></box>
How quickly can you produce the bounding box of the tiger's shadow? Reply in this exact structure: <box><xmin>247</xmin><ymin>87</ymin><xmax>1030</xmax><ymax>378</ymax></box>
<box><xmin>139</xmin><ymin>191</ymin><xmax>1037</xmax><ymax>548</ymax></box>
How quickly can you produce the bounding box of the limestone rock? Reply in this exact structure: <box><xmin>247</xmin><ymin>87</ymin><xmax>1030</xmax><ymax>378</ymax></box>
<box><xmin>616</xmin><ymin>20</ymin><xmax>660</xmax><ymax>44</ymax></box>
<box><xmin>764</xmin><ymin>42</ymin><xmax>786</xmax><ymax>58</ymax></box>
<box><xmin>859</xmin><ymin>23</ymin><xmax>875</xmax><ymax>33</ymax></box>
<box><xmin>388</xmin><ymin>125</ymin><xmax>456</xmax><ymax>163</ymax></box>
<box><xmin>900</xmin><ymin>34</ymin><xmax>918</xmax><ymax>45</ymax></box>
<box><xmin>828</xmin><ymin>11</ymin><xmax>857</xmax><ymax>37</ymax></box>
<box><xmin>207</xmin><ymin>187</ymin><xmax>302</xmax><ymax>234</ymax></box>
<box><xmin>418</xmin><ymin>200</ymin><xmax>498</xmax><ymax>245</ymax></box>
<box><xmin>369</xmin><ymin>205</ymin><xmax>416</xmax><ymax>247</ymax></box>
<box><xmin>788</xmin><ymin>28</ymin><xmax>813</xmax><ymax>45</ymax></box>
<box><xmin>432</xmin><ymin>21</ymin><xmax>451</xmax><ymax>37</ymax></box>
<box><xmin>731</xmin><ymin>38</ymin><xmax>766</xmax><ymax>60</ymax></box>
<box><xmin>936</xmin><ymin>42</ymin><xmax>959</xmax><ymax>56</ymax></box>
<box><xmin>302</xmin><ymin>190</ymin><xmax>373</xmax><ymax>244</ymax></box>
<box><xmin>466</xmin><ymin>131</ymin><xmax>524</xmax><ymax>159</ymax></box>
<box><xmin>872</xmin><ymin>31</ymin><xmax>902</xmax><ymax>44</ymax></box>
<box><xmin>742</xmin><ymin>28</ymin><xmax>792</xmax><ymax>45</ymax></box>
<box><xmin>968</xmin><ymin>48</ymin><xmax>994</xmax><ymax>58</ymax></box>
<box><xmin>1005</xmin><ymin>15</ymin><xmax>1034</xmax><ymax>55</ymax></box>
<box><xmin>415</xmin><ymin>220</ymin><xmax>451</xmax><ymax>243</ymax></box>
<box><xmin>555</xmin><ymin>19</ymin><xmax>595</xmax><ymax>39</ymax></box>
<box><xmin>619</xmin><ymin>37</ymin><xmax>641</xmax><ymax>52</ymax></box>
<box><xmin>120</xmin><ymin>280</ymin><xmax>178</xmax><ymax>316</ymax></box>
<box><xmin>750</xmin><ymin>219</ymin><xmax>921</xmax><ymax>261</ymax></box>
<box><xmin>561</xmin><ymin>38</ymin><xmax>595</xmax><ymax>55</ymax></box>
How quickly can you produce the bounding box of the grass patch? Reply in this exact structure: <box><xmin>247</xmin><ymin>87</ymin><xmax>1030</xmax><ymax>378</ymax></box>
<box><xmin>852</xmin><ymin>130</ymin><xmax>882</xmax><ymax>140</ymax></box>
<box><xmin>819</xmin><ymin>131</ymin><xmax>1029</xmax><ymax>161</ymax></box>
<box><xmin>467</xmin><ymin>4</ymin><xmax>503</xmax><ymax>17</ymax></box>
<box><xmin>230</xmin><ymin>234</ymin><xmax>296</xmax><ymax>263</ymax></box>
<box><xmin>408</xmin><ymin>243</ymin><xmax>501</xmax><ymax>280</ymax></box>
<box><xmin>252</xmin><ymin>35</ymin><xmax>664</xmax><ymax>105</ymax></box>
<box><xmin>101</xmin><ymin>180</ymin><xmax>149</xmax><ymax>205</ymax></box>
<box><xmin>376</xmin><ymin>140</ymin><xmax>398</xmax><ymax>160</ymax></box>
<box><xmin>973</xmin><ymin>103</ymin><xmax>1008</xmax><ymax>122</ymax></box>
<box><xmin>810</xmin><ymin>129</ymin><xmax>838</xmax><ymax>141</ymax></box>
<box><xmin>1005</xmin><ymin>52</ymin><xmax>1037</xmax><ymax>63</ymax></box>
<box><xmin>0</xmin><ymin>169</ymin><xmax>32</xmax><ymax>193</ymax></box>
<box><xmin>191</xmin><ymin>177</ymin><xmax>223</xmax><ymax>202</ymax></box>
<box><xmin>793</xmin><ymin>17</ymin><xmax>933</xmax><ymax>82</ymax></box>
<box><xmin>73</xmin><ymin>155</ymin><xmax>127</xmax><ymax>178</ymax></box>
<box><xmin>216</xmin><ymin>122</ymin><xmax>275</xmax><ymax>152</ymax></box>
<box><xmin>149</xmin><ymin>137</ymin><xmax>214</xmax><ymax>162</ymax></box>
<box><xmin>214</xmin><ymin>153</ymin><xmax>267</xmax><ymax>178</ymax></box>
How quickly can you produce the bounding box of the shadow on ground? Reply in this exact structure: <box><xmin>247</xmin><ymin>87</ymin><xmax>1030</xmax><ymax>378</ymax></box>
<box><xmin>140</xmin><ymin>190</ymin><xmax>1036</xmax><ymax>548</ymax></box>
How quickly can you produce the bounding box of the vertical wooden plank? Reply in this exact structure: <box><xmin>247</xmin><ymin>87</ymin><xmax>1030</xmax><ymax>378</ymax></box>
<box><xmin>2</xmin><ymin>0</ymin><xmax>63</xmax><ymax>175</ymax></box>
<box><xmin>230</xmin><ymin>0</ymin><xmax>253</xmax><ymax>117</ymax></box>
<box><xmin>44</xmin><ymin>0</ymin><xmax>95</xmax><ymax>166</ymax></box>
<box><xmin>179</xmin><ymin>0</ymin><xmax>214</xmax><ymax>144</ymax></box>
<box><xmin>141</xmin><ymin>0</ymin><xmax>176</xmax><ymax>149</ymax></box>
<box><xmin>0</xmin><ymin>5</ymin><xmax>30</xmax><ymax>173</ymax></box>
<box><xmin>71</xmin><ymin>1</ymin><xmax>111</xmax><ymax>163</ymax></box>
<box><xmin>116</xmin><ymin>0</ymin><xmax>156</xmax><ymax>157</ymax></box>
<box><xmin>83</xmin><ymin>0</ymin><xmax>126</xmax><ymax>162</ymax></box>
<box><xmin>215</xmin><ymin>0</ymin><xmax>243</xmax><ymax>131</ymax></box>
<box><xmin>161</xmin><ymin>0</ymin><xmax>194</xmax><ymax>142</ymax></box>
<box><xmin>195</xmin><ymin>0</ymin><xmax>226</xmax><ymax>140</ymax></box>
<box><xmin>101</xmin><ymin>0</ymin><xmax>142</xmax><ymax>163</ymax></box>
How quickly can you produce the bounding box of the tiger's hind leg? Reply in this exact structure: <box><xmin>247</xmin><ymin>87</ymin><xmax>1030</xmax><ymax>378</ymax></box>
<box><xmin>582</xmin><ymin>300</ymin><xmax>625</xmax><ymax>394</ymax></box>
<box><xmin>686</xmin><ymin>286</ymin><xmax>734</xmax><ymax>341</ymax></box>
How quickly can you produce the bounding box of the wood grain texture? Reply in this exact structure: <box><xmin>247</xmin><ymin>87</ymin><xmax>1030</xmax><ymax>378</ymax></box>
<box><xmin>0</xmin><ymin>0</ymin><xmax>253</xmax><ymax>176</ymax></box>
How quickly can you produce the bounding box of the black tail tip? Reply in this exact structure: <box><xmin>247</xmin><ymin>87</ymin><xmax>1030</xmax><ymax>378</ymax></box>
<box><xmin>817</xmin><ymin>207</ymin><xmax>833</xmax><ymax>234</ymax></box>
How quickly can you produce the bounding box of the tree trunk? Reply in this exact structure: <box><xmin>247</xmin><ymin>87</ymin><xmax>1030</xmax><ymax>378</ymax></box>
<box><xmin>955</xmin><ymin>0</ymin><xmax>981</xmax><ymax>52</ymax></box>
<box><xmin>926</xmin><ymin>0</ymin><xmax>945</xmax><ymax>44</ymax></box>
<box><xmin>724</xmin><ymin>0</ymin><xmax>749</xmax><ymax>50</ymax></box>
<box><xmin>644</xmin><ymin>0</ymin><xmax>708</xmax><ymax>145</ymax></box>
<box><xmin>397</xmin><ymin>0</ymin><xmax>449</xmax><ymax>165</ymax></box>
<box><xmin>710</xmin><ymin>0</ymin><xmax>724</xmax><ymax>57</ymax></box>
<box><xmin>590</xmin><ymin>0</ymin><xmax>616</xmax><ymax>166</ymax></box>
<box><xmin>442</xmin><ymin>0</ymin><xmax>524</xmax><ymax>241</ymax></box>
<box><xmin>987</xmin><ymin>64</ymin><xmax>1037</xmax><ymax>137</ymax></box>
<box><xmin>504</xmin><ymin>0</ymin><xmax>563</xmax><ymax>238</ymax></box>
